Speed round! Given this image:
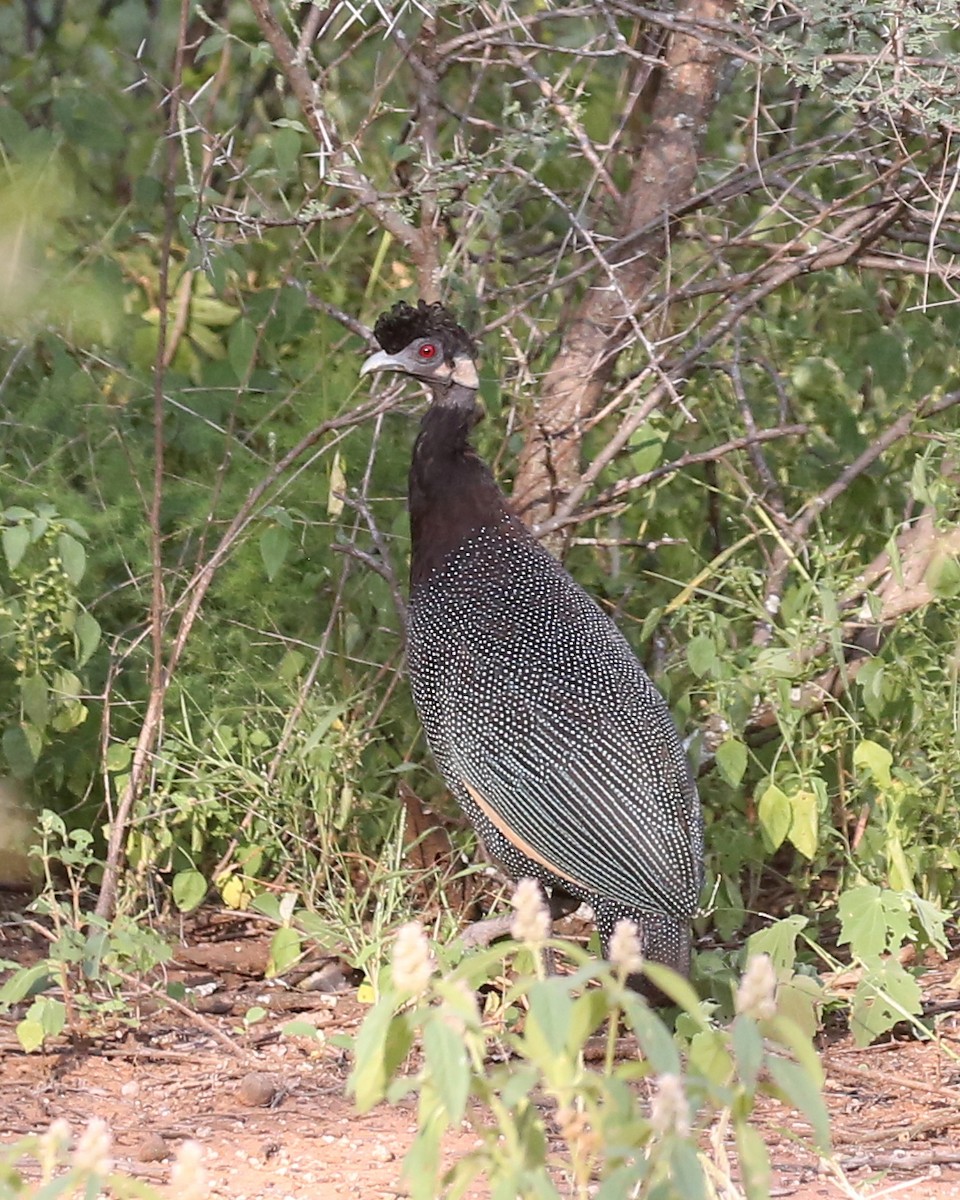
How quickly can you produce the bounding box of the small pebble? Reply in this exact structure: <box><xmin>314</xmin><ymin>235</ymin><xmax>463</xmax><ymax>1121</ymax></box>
<box><xmin>136</xmin><ymin>1133</ymin><xmax>171</xmax><ymax>1162</ymax></box>
<box><xmin>238</xmin><ymin>1072</ymin><xmax>277</xmax><ymax>1107</ymax></box>
<box><xmin>370</xmin><ymin>1143</ymin><xmax>394</xmax><ymax>1163</ymax></box>
<box><xmin>120</xmin><ymin>1080</ymin><xmax>139</xmax><ymax>1099</ymax></box>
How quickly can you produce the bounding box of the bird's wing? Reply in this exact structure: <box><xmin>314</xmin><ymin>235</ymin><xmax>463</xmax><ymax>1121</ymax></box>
<box><xmin>443</xmin><ymin>658</ymin><xmax>702</xmax><ymax>919</ymax></box>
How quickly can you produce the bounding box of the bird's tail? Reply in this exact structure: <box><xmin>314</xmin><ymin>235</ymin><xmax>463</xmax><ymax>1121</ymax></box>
<box><xmin>595</xmin><ymin>900</ymin><xmax>693</xmax><ymax>1003</ymax></box>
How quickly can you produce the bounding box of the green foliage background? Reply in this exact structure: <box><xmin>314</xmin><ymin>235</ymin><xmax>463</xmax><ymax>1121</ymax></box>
<box><xmin>1</xmin><ymin>0</ymin><xmax>958</xmax><ymax>967</ymax></box>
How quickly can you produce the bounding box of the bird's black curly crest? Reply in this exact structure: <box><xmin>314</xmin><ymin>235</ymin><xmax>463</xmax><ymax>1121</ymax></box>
<box><xmin>373</xmin><ymin>300</ymin><xmax>476</xmax><ymax>362</ymax></box>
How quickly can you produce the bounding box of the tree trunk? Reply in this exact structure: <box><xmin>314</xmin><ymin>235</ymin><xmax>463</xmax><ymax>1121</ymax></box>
<box><xmin>511</xmin><ymin>0</ymin><xmax>736</xmax><ymax>538</ymax></box>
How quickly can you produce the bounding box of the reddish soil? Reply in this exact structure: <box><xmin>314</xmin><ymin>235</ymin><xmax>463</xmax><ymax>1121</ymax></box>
<box><xmin>2</xmin><ymin>904</ymin><xmax>960</xmax><ymax>1200</ymax></box>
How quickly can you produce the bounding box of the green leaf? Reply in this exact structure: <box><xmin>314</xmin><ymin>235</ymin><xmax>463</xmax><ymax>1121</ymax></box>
<box><xmin>688</xmin><ymin>1028</ymin><xmax>733</xmax><ymax>1086</ymax></box>
<box><xmin>328</xmin><ymin>451</ymin><xmax>347</xmax><ymax>518</ymax></box>
<box><xmin>716</xmin><ymin>738</ymin><xmax>748</xmax><ymax>787</ymax></box>
<box><xmin>105</xmin><ymin>742</ymin><xmax>132</xmax><ymax>772</ymax></box>
<box><xmin>172</xmin><ymin>870</ymin><xmax>207</xmax><ymax>913</ymax></box>
<box><xmin>75</xmin><ymin>611</ymin><xmax>101</xmax><ymax>666</ymax></box>
<box><xmin>0</xmin><ymin>962</ymin><xmax>54</xmax><ymax>1007</ymax></box>
<box><xmin>3</xmin><ymin>724</ymin><xmax>38</xmax><ymax>778</ymax></box>
<box><xmin>2</xmin><ymin>524</ymin><xmax>30</xmax><ymax>571</ymax></box>
<box><xmin>849</xmin><ymin>958</ymin><xmax>922</xmax><ymax>1047</ymax></box>
<box><xmin>191</xmin><ymin>295</ymin><xmax>240</xmax><ymax>327</ymax></box>
<box><xmin>853</xmin><ymin>739</ymin><xmax>893</xmax><ymax>787</ymax></box>
<box><xmin>767</xmin><ymin>1056</ymin><xmax>831</xmax><ymax>1149</ymax></box>
<box><xmin>20</xmin><ymin>675</ymin><xmax>49</xmax><ymax>731</ymax></box>
<box><xmin>260</xmin><ymin>526</ymin><xmax>291</xmax><ymax>581</ymax></box>
<box><xmin>837</xmin><ymin>884</ymin><xmax>886</xmax><ymax>957</ymax></box>
<box><xmin>926</xmin><ymin>551</ymin><xmax>960</xmax><ymax>598</ymax></box>
<box><xmin>422</xmin><ymin>1015</ymin><xmax>470</xmax><ymax>1124</ymax></box>
<box><xmin>746</xmin><ymin>915</ymin><xmax>807</xmax><ymax>974</ymax></box>
<box><xmin>735</xmin><ymin>1121</ymin><xmax>771</xmax><ymax>1200</ymax></box>
<box><xmin>271</xmin><ymin>126</ymin><xmax>303</xmax><ymax>176</ymax></box>
<box><xmin>910</xmin><ymin>895</ymin><xmax>949</xmax><ymax>956</ymax></box>
<box><xmin>350</xmin><ymin>1004</ymin><xmax>413</xmax><ymax>1112</ymax></box>
<box><xmin>267</xmin><ymin>926</ymin><xmax>302</xmax><ymax>977</ymax></box>
<box><xmin>16</xmin><ymin>1017</ymin><xmax>45</xmax><ymax>1053</ymax></box>
<box><xmin>786</xmin><ymin>789</ymin><xmax>818</xmax><ymax>859</ymax></box>
<box><xmin>32</xmin><ymin>996</ymin><xmax>66</xmax><ymax>1038</ymax></box>
<box><xmin>58</xmin><ymin>532</ymin><xmax>86</xmax><ymax>584</ymax></box>
<box><xmin>282</xmin><ymin>1020</ymin><xmax>324</xmax><ymax>1041</ymax></box>
<box><xmin>757</xmin><ymin>784</ymin><xmax>791</xmax><ymax>851</ymax></box>
<box><xmin>228</xmin><ymin>318</ymin><xmax>257</xmax><ymax>382</ymax></box>
<box><xmin>686</xmin><ymin>634</ymin><xmax>718</xmax><ymax>679</ymax></box>
<box><xmin>731</xmin><ymin>1015</ymin><xmax>764</xmax><ymax>1091</ymax></box>
<box><xmin>524</xmin><ymin>979</ymin><xmax>574</xmax><ymax>1069</ymax></box>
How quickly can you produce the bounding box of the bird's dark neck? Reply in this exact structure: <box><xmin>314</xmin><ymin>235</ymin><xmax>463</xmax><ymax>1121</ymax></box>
<box><xmin>409</xmin><ymin>398</ymin><xmax>526</xmax><ymax>589</ymax></box>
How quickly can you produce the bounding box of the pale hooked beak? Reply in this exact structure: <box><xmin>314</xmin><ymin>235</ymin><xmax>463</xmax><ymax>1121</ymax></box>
<box><xmin>359</xmin><ymin>348</ymin><xmax>397</xmax><ymax>377</ymax></box>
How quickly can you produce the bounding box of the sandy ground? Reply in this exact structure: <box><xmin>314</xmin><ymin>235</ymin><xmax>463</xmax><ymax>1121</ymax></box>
<box><xmin>2</xmin><ymin>904</ymin><xmax>960</xmax><ymax>1199</ymax></box>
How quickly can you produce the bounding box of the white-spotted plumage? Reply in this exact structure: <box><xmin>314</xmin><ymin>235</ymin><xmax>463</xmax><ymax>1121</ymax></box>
<box><xmin>408</xmin><ymin>512</ymin><xmax>703</xmax><ymax>976</ymax></box>
<box><xmin>362</xmin><ymin>299</ymin><xmax>704</xmax><ymax>989</ymax></box>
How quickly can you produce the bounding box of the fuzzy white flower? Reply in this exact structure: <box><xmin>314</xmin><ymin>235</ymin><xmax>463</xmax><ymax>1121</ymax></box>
<box><xmin>73</xmin><ymin>1117</ymin><xmax>113</xmax><ymax>1177</ymax></box>
<box><xmin>608</xmin><ymin>918</ymin><xmax>644</xmax><ymax>976</ymax></box>
<box><xmin>391</xmin><ymin>921</ymin><xmax>435</xmax><ymax>996</ymax></box>
<box><xmin>171</xmin><ymin>1140</ymin><xmax>208</xmax><ymax>1200</ymax></box>
<box><xmin>510</xmin><ymin>878</ymin><xmax>551</xmax><ymax>947</ymax></box>
<box><xmin>735</xmin><ymin>953</ymin><xmax>778</xmax><ymax>1021</ymax></box>
<box><xmin>650</xmin><ymin>1073</ymin><xmax>691</xmax><ymax>1138</ymax></box>
<box><xmin>37</xmin><ymin>1119</ymin><xmax>71</xmax><ymax>1181</ymax></box>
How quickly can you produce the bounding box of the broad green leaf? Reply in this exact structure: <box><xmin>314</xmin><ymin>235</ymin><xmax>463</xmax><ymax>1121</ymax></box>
<box><xmin>837</xmin><ymin>885</ymin><xmax>885</xmax><ymax>956</ymax></box>
<box><xmin>621</xmin><ymin>995</ymin><xmax>682</xmax><ymax>1073</ymax></box>
<box><xmin>260</xmin><ymin>526</ymin><xmax>291</xmax><ymax>581</ymax></box>
<box><xmin>105</xmin><ymin>742</ymin><xmax>132</xmax><ymax>772</ymax></box>
<box><xmin>17</xmin><ymin>1017</ymin><xmax>45</xmax><ymax>1053</ymax></box>
<box><xmin>848</xmin><ymin>959</ymin><xmax>922</xmax><ymax>1047</ymax></box>
<box><xmin>267</xmin><ymin>927</ymin><xmax>302</xmax><ymax>977</ymax></box>
<box><xmin>786</xmin><ymin>789</ymin><xmax>818</xmax><ymax>859</ymax></box>
<box><xmin>716</xmin><ymin>738</ymin><xmax>748</xmax><ymax>788</ymax></box>
<box><xmin>853</xmin><ymin>739</ymin><xmax>893</xmax><ymax>787</ymax></box>
<box><xmin>228</xmin><ymin>318</ymin><xmax>257</xmax><ymax>381</ymax></box>
<box><xmin>926</xmin><ymin>551</ymin><xmax>960</xmax><ymax>598</ymax></box>
<box><xmin>282</xmin><ymin>1020</ymin><xmax>324</xmax><ymax>1041</ymax></box>
<box><xmin>422</xmin><ymin>1016</ymin><xmax>469</xmax><ymax>1124</ymax></box>
<box><xmin>767</xmin><ymin>1056</ymin><xmax>831</xmax><ymax>1149</ymax></box>
<box><xmin>524</xmin><ymin>979</ymin><xmax>575</xmax><ymax>1068</ymax></box>
<box><xmin>0</xmin><ymin>962</ymin><xmax>53</xmax><ymax>1006</ymax></box>
<box><xmin>910</xmin><ymin>895</ymin><xmax>949</xmax><ymax>956</ymax></box>
<box><xmin>686</xmin><ymin>634</ymin><xmax>718</xmax><ymax>679</ymax></box>
<box><xmin>3</xmin><ymin>724</ymin><xmax>38</xmax><ymax>778</ymax></box>
<box><xmin>20</xmin><ymin>675</ymin><xmax>49</xmax><ymax>731</ymax></box>
<box><xmin>668</xmin><ymin>1143</ymin><xmax>707</xmax><ymax>1200</ymax></box>
<box><xmin>172</xmin><ymin>869</ymin><xmax>207</xmax><ymax>913</ymax></box>
<box><xmin>775</xmin><ymin>974</ymin><xmax>823</xmax><ymax>1040</ymax></box>
<box><xmin>349</xmin><ymin>1004</ymin><xmax>412</xmax><ymax>1112</ymax></box>
<box><xmin>735</xmin><ymin>1121</ymin><xmax>771</xmax><ymax>1200</ymax></box>
<box><xmin>688</xmin><ymin>1028</ymin><xmax>733</xmax><ymax>1086</ymax></box>
<box><xmin>191</xmin><ymin>295</ymin><xmax>240</xmax><ymax>327</ymax></box>
<box><xmin>747</xmin><ymin>915</ymin><xmax>807</xmax><ymax>974</ymax></box>
<box><xmin>58</xmin><ymin>532</ymin><xmax>86</xmax><ymax>584</ymax></box>
<box><xmin>271</xmin><ymin>126</ymin><xmax>303</xmax><ymax>177</ymax></box>
<box><xmin>75</xmin><ymin>611</ymin><xmax>101</xmax><ymax>666</ymax></box>
<box><xmin>757</xmin><ymin>784</ymin><xmax>791</xmax><ymax>851</ymax></box>
<box><xmin>2</xmin><ymin>524</ymin><xmax>30</xmax><ymax>570</ymax></box>
<box><xmin>731</xmin><ymin>1015</ymin><xmax>764</xmax><ymax>1090</ymax></box>
<box><xmin>34</xmin><ymin>996</ymin><xmax>66</xmax><ymax>1038</ymax></box>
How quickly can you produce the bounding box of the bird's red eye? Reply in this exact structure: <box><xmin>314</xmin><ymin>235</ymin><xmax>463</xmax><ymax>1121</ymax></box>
<box><xmin>418</xmin><ymin>343</ymin><xmax>438</xmax><ymax>359</ymax></box>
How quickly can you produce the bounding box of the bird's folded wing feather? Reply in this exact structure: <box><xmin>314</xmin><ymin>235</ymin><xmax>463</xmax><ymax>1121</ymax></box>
<box><xmin>444</xmin><ymin>667</ymin><xmax>702</xmax><ymax>918</ymax></box>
